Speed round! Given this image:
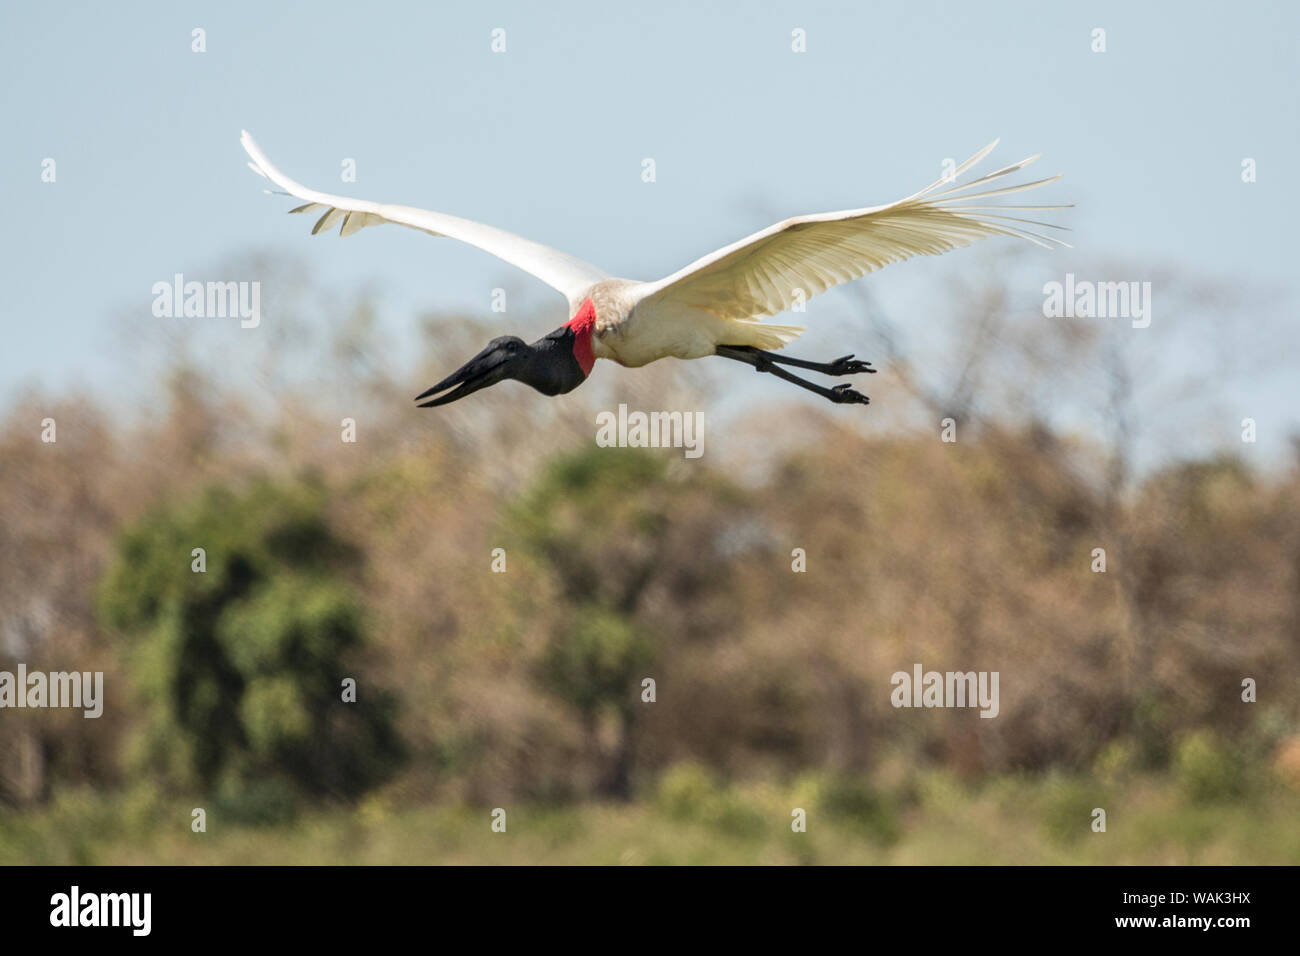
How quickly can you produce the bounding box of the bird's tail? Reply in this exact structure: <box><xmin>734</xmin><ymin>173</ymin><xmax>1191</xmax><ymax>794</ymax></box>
<box><xmin>725</xmin><ymin>319</ymin><xmax>805</xmax><ymax>350</ymax></box>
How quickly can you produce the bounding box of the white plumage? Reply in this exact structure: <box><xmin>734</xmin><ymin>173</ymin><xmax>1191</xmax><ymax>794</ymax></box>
<box><xmin>241</xmin><ymin>132</ymin><xmax>1067</xmax><ymax>371</ymax></box>
<box><xmin>241</xmin><ymin>131</ymin><xmax>608</xmax><ymax>309</ymax></box>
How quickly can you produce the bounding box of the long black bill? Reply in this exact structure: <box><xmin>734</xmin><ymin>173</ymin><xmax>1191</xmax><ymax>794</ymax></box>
<box><xmin>414</xmin><ymin>344</ymin><xmax>511</xmax><ymax>407</ymax></box>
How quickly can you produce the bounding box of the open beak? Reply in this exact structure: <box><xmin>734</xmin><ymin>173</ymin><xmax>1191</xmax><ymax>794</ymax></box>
<box><xmin>415</xmin><ymin>343</ymin><xmax>513</xmax><ymax>407</ymax></box>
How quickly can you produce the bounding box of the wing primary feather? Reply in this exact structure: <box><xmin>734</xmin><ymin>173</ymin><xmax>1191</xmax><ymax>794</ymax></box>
<box><xmin>929</xmin><ymin>172</ymin><xmax>1063</xmax><ymax>202</ymax></box>
<box><xmin>951</xmin><ymin>215</ymin><xmax>1071</xmax><ymax>248</ymax></box>
<box><xmin>923</xmin><ymin>154</ymin><xmax>1042</xmax><ymax>198</ymax></box>
<box><xmin>339</xmin><ymin>210</ymin><xmax>372</xmax><ymax>237</ymax></box>
<box><xmin>312</xmin><ymin>208</ymin><xmax>344</xmax><ymax>235</ymax></box>
<box><xmin>936</xmin><ymin>203</ymin><xmax>1075</xmax><ymax>211</ymax></box>
<box><xmin>957</xmin><ymin>212</ymin><xmax>1072</xmax><ymax>231</ymax></box>
<box><xmin>899</xmin><ymin>139</ymin><xmax>1001</xmax><ymax>202</ymax></box>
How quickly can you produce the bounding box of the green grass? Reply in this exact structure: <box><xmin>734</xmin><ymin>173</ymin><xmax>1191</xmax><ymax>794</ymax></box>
<box><xmin>4</xmin><ymin>770</ymin><xmax>1298</xmax><ymax>865</ymax></box>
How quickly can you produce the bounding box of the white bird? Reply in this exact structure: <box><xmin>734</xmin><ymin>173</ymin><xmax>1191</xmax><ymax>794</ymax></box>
<box><xmin>241</xmin><ymin>132</ymin><xmax>1068</xmax><ymax>407</ymax></box>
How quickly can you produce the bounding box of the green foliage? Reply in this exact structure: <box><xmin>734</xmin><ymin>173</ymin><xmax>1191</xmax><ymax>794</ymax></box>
<box><xmin>510</xmin><ymin>447</ymin><xmax>673</xmax><ymax>608</ymax></box>
<box><xmin>1174</xmin><ymin>730</ymin><xmax>1245</xmax><ymax>803</ymax></box>
<box><xmin>1040</xmin><ymin>773</ymin><xmax>1103</xmax><ymax>844</ymax></box>
<box><xmin>541</xmin><ymin>606</ymin><xmax>652</xmax><ymax>719</ymax></box>
<box><xmin>1092</xmin><ymin>738</ymin><xmax>1140</xmax><ymax>785</ymax></box>
<box><xmin>213</xmin><ymin>776</ymin><xmax>300</xmax><ymax>826</ymax></box>
<box><xmin>7</xmin><ymin>769</ymin><xmax>1300</xmax><ymax>865</ymax></box>
<box><xmin>654</xmin><ymin>762</ymin><xmax>764</xmax><ymax>836</ymax></box>
<box><xmin>97</xmin><ymin>479</ymin><xmax>401</xmax><ymax>806</ymax></box>
<box><xmin>11</xmin><ymin>366</ymin><xmax>1299</xmax><ymax>856</ymax></box>
<box><xmin>657</xmin><ymin>761</ymin><xmax>721</xmax><ymax>821</ymax></box>
<box><xmin>816</xmin><ymin>775</ymin><xmax>902</xmax><ymax>845</ymax></box>
<box><xmin>511</xmin><ymin>448</ymin><xmax>676</xmax><ymax>796</ymax></box>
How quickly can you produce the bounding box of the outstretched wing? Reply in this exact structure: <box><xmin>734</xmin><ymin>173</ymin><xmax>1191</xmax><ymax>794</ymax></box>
<box><xmin>637</xmin><ymin>140</ymin><xmax>1070</xmax><ymax>320</ymax></box>
<box><xmin>240</xmin><ymin>131</ymin><xmax>609</xmax><ymax>308</ymax></box>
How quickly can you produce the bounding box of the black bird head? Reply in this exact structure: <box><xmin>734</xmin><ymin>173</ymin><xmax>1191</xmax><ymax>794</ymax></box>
<box><xmin>415</xmin><ymin>326</ymin><xmax>592</xmax><ymax>407</ymax></box>
<box><xmin>416</xmin><ymin>299</ymin><xmax>598</xmax><ymax>408</ymax></box>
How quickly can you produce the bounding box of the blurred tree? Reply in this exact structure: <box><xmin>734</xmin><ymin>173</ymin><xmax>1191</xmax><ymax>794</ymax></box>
<box><xmin>541</xmin><ymin>606</ymin><xmax>653</xmax><ymax>797</ymax></box>
<box><xmin>511</xmin><ymin>448</ymin><xmax>673</xmax><ymax>612</ymax></box>
<box><xmin>97</xmin><ymin>478</ymin><xmax>402</xmax><ymax>810</ymax></box>
<box><xmin>511</xmin><ymin>449</ymin><xmax>673</xmax><ymax>797</ymax></box>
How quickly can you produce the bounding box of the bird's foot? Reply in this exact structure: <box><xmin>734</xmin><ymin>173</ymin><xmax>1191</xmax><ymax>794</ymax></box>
<box><xmin>829</xmin><ymin>384</ymin><xmax>870</xmax><ymax>405</ymax></box>
<box><xmin>825</xmin><ymin>354</ymin><xmax>877</xmax><ymax>375</ymax></box>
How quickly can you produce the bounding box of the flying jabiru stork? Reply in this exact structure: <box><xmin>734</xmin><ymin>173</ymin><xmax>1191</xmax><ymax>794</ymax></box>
<box><xmin>241</xmin><ymin>133</ymin><xmax>1069</xmax><ymax>407</ymax></box>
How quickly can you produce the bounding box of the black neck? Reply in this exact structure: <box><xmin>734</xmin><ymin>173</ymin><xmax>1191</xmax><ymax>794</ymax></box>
<box><xmin>517</xmin><ymin>327</ymin><xmax>585</xmax><ymax>396</ymax></box>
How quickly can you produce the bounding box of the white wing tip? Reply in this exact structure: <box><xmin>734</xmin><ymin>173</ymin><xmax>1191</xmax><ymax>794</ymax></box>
<box><xmin>240</xmin><ymin>131</ymin><xmax>278</xmax><ymax>185</ymax></box>
<box><xmin>240</xmin><ymin>131</ymin><xmax>261</xmax><ymax>167</ymax></box>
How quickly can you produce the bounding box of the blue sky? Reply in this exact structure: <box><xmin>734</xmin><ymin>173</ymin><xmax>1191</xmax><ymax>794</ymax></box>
<box><xmin>2</xmin><ymin>0</ymin><xmax>1297</xmax><ymax>454</ymax></box>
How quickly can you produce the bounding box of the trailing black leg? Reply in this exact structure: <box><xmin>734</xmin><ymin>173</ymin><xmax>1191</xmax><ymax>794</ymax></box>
<box><xmin>716</xmin><ymin>345</ymin><xmax>871</xmax><ymax>405</ymax></box>
<box><xmin>716</xmin><ymin>345</ymin><xmax>875</xmax><ymax>376</ymax></box>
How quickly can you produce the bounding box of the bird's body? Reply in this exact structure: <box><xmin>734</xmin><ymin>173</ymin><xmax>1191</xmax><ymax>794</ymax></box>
<box><xmin>581</xmin><ymin>279</ymin><xmax>800</xmax><ymax>367</ymax></box>
<box><xmin>241</xmin><ymin>133</ymin><xmax>1068</xmax><ymax>406</ymax></box>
